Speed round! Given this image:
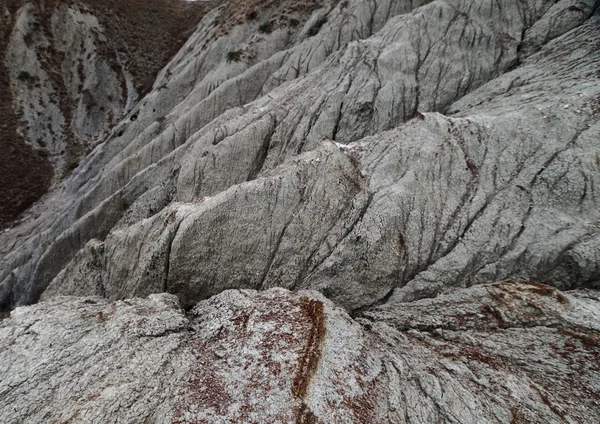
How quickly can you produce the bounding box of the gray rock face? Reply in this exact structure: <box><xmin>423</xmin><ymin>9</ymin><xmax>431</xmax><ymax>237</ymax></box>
<box><xmin>2</xmin><ymin>283</ymin><xmax>600</xmax><ymax>423</ymax></box>
<box><xmin>4</xmin><ymin>3</ymin><xmax>134</xmax><ymax>176</ymax></box>
<box><xmin>0</xmin><ymin>0</ymin><xmax>219</xmax><ymax>225</ymax></box>
<box><xmin>0</xmin><ymin>0</ymin><xmax>600</xmax><ymax>420</ymax></box>
<box><xmin>2</xmin><ymin>0</ymin><xmax>599</xmax><ymax>312</ymax></box>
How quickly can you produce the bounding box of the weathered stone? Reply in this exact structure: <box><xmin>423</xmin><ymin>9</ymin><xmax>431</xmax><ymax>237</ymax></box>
<box><xmin>1</xmin><ymin>284</ymin><xmax>599</xmax><ymax>423</ymax></box>
<box><xmin>3</xmin><ymin>0</ymin><xmax>599</xmax><ymax>312</ymax></box>
<box><xmin>0</xmin><ymin>1</ymin><xmax>599</xmax><ymax>420</ymax></box>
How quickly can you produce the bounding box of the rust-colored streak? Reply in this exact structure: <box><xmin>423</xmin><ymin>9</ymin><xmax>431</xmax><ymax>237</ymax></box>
<box><xmin>291</xmin><ymin>297</ymin><xmax>326</xmax><ymax>399</ymax></box>
<box><xmin>396</xmin><ymin>232</ymin><xmax>409</xmax><ymax>260</ymax></box>
<box><xmin>291</xmin><ymin>297</ymin><xmax>326</xmax><ymax>424</ymax></box>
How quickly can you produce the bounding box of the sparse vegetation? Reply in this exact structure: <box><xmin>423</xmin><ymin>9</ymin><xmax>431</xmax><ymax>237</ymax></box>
<box><xmin>258</xmin><ymin>21</ymin><xmax>273</xmax><ymax>34</ymax></box>
<box><xmin>89</xmin><ymin>0</ymin><xmax>217</xmax><ymax>95</ymax></box>
<box><xmin>0</xmin><ymin>0</ymin><xmax>219</xmax><ymax>228</ymax></box>
<box><xmin>213</xmin><ymin>0</ymin><xmax>322</xmax><ymax>37</ymax></box>
<box><xmin>81</xmin><ymin>89</ymin><xmax>97</xmax><ymax>109</ymax></box>
<box><xmin>66</xmin><ymin>159</ymin><xmax>80</xmax><ymax>172</ymax></box>
<box><xmin>0</xmin><ymin>1</ymin><xmax>54</xmax><ymax>228</ymax></box>
<box><xmin>227</xmin><ymin>50</ymin><xmax>244</xmax><ymax>62</ymax></box>
<box><xmin>17</xmin><ymin>71</ymin><xmax>33</xmax><ymax>81</ymax></box>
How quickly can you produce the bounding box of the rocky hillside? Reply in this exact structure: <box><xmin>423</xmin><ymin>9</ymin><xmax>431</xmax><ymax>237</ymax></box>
<box><xmin>0</xmin><ymin>0</ymin><xmax>217</xmax><ymax>227</ymax></box>
<box><xmin>2</xmin><ymin>283</ymin><xmax>600</xmax><ymax>423</ymax></box>
<box><xmin>1</xmin><ymin>0</ymin><xmax>600</xmax><ymax>422</ymax></box>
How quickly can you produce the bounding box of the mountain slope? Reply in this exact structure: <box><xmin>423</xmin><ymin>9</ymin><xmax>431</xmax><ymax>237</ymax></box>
<box><xmin>0</xmin><ymin>0</ymin><xmax>217</xmax><ymax>227</ymax></box>
<box><xmin>0</xmin><ymin>0</ymin><xmax>599</xmax><ymax>422</ymax></box>
<box><xmin>1</xmin><ymin>0</ymin><xmax>598</xmax><ymax>311</ymax></box>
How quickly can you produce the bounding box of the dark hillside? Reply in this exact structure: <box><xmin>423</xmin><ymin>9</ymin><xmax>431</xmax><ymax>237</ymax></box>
<box><xmin>0</xmin><ymin>0</ymin><xmax>219</xmax><ymax>228</ymax></box>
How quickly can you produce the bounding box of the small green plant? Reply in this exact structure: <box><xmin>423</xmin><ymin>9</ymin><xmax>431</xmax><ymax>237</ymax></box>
<box><xmin>258</xmin><ymin>21</ymin><xmax>273</xmax><ymax>34</ymax></box>
<box><xmin>17</xmin><ymin>71</ymin><xmax>32</xmax><ymax>81</ymax></box>
<box><xmin>227</xmin><ymin>50</ymin><xmax>244</xmax><ymax>62</ymax></box>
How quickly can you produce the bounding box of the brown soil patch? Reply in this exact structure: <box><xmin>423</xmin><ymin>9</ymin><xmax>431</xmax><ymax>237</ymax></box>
<box><xmin>81</xmin><ymin>0</ymin><xmax>222</xmax><ymax>94</ymax></box>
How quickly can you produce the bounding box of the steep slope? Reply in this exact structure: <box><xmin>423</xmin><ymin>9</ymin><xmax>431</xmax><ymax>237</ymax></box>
<box><xmin>1</xmin><ymin>0</ymin><xmax>598</xmax><ymax>312</ymax></box>
<box><xmin>0</xmin><ymin>1</ymin><xmax>54</xmax><ymax>228</ymax></box>
<box><xmin>0</xmin><ymin>0</ymin><xmax>599</xmax><ymax>422</ymax></box>
<box><xmin>0</xmin><ymin>0</ymin><xmax>217</xmax><ymax>227</ymax></box>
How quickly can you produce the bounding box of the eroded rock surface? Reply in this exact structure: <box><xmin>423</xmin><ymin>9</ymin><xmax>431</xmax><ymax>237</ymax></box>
<box><xmin>1</xmin><ymin>283</ymin><xmax>600</xmax><ymax>423</ymax></box>
<box><xmin>1</xmin><ymin>0</ymin><xmax>599</xmax><ymax>312</ymax></box>
<box><xmin>0</xmin><ymin>1</ymin><xmax>599</xmax><ymax>421</ymax></box>
<box><xmin>0</xmin><ymin>0</ymin><xmax>218</xmax><ymax>225</ymax></box>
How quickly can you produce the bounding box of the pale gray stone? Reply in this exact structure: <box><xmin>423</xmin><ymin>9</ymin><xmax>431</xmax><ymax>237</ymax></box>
<box><xmin>0</xmin><ymin>1</ymin><xmax>599</xmax><ymax>420</ymax></box>
<box><xmin>1</xmin><ymin>284</ymin><xmax>599</xmax><ymax>423</ymax></box>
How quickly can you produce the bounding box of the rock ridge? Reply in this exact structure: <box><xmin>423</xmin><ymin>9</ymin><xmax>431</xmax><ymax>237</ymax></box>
<box><xmin>1</xmin><ymin>282</ymin><xmax>599</xmax><ymax>423</ymax></box>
